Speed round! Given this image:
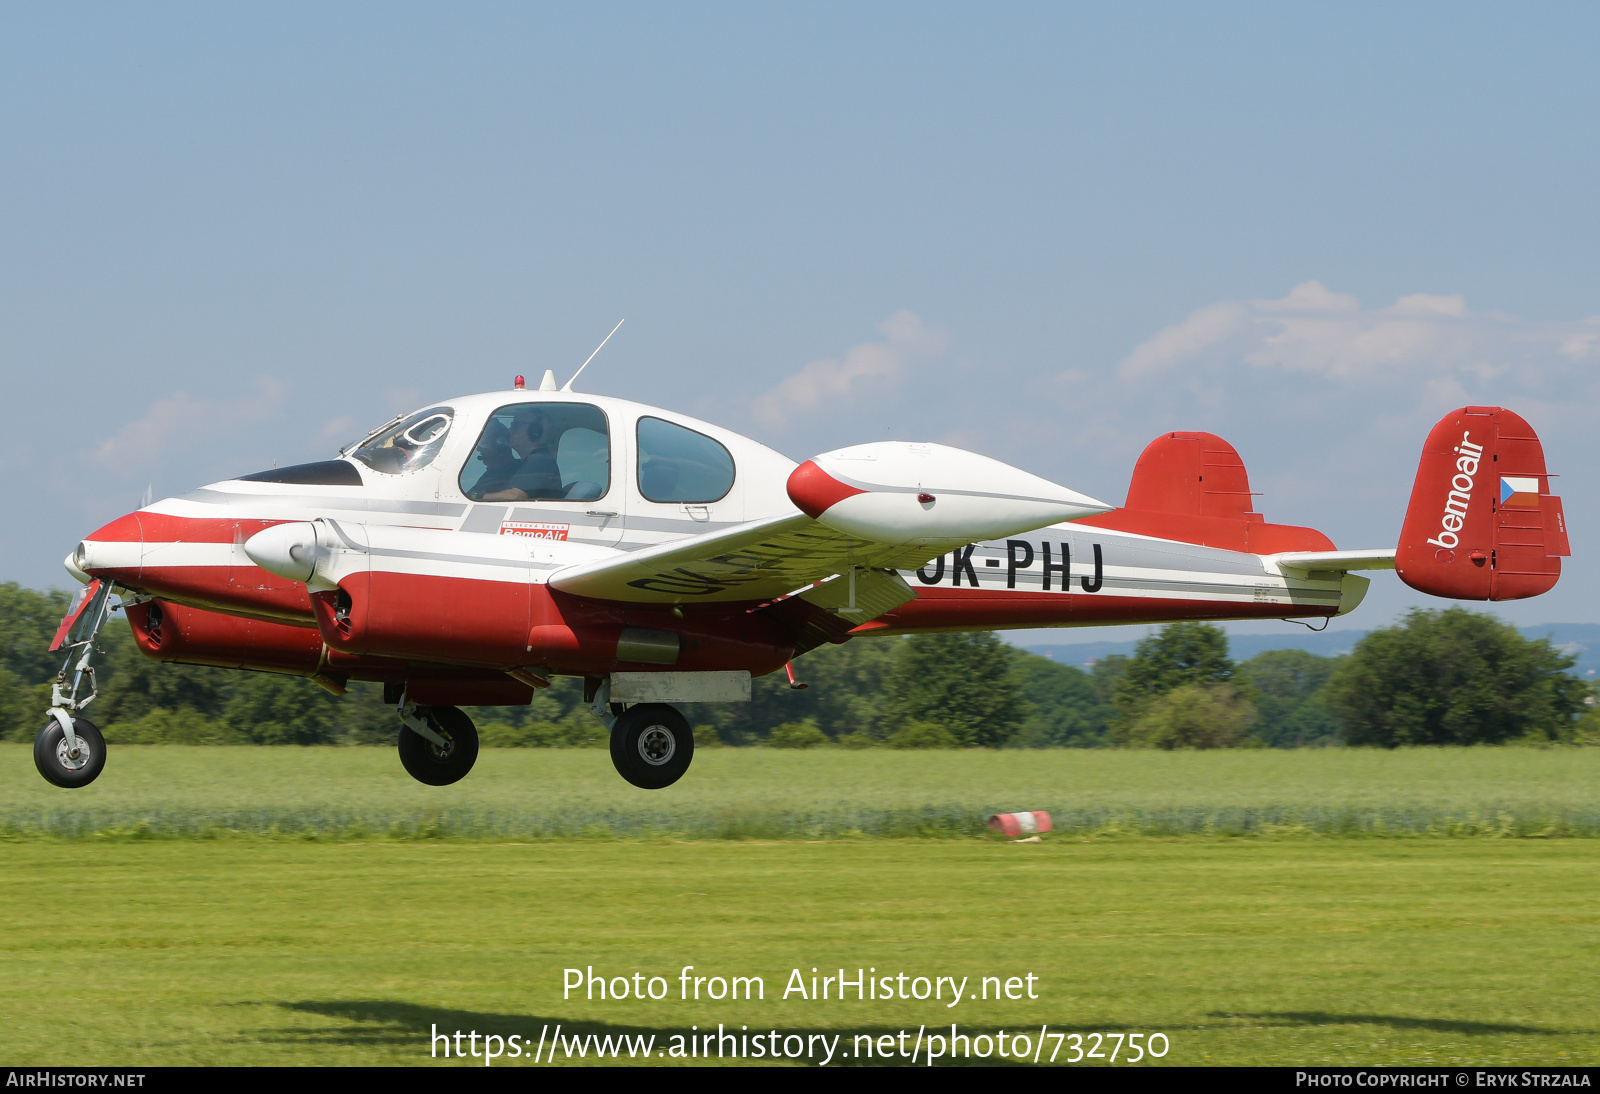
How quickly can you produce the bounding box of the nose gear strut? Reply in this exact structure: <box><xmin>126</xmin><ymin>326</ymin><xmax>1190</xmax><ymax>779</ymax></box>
<box><xmin>37</xmin><ymin>579</ymin><xmax>120</xmax><ymax>787</ymax></box>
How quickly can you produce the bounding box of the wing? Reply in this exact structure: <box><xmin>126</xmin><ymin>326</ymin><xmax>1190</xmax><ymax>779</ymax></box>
<box><xmin>549</xmin><ymin>439</ymin><xmax>1114</xmax><ymax>607</ymax></box>
<box><xmin>547</xmin><ymin>512</ymin><xmax>951</xmax><ymax>605</ymax></box>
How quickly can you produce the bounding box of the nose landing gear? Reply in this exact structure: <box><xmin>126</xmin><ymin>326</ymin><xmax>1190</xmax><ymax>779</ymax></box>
<box><xmin>34</xmin><ymin>579</ymin><xmax>119</xmax><ymax>788</ymax></box>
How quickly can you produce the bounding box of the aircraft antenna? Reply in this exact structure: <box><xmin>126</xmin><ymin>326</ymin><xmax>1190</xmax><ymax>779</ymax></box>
<box><xmin>562</xmin><ymin>319</ymin><xmax>625</xmax><ymax>392</ymax></box>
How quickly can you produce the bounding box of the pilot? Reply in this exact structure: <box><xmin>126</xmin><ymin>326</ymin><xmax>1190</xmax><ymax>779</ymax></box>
<box><xmin>481</xmin><ymin>408</ymin><xmax>563</xmax><ymax>501</ymax></box>
<box><xmin>465</xmin><ymin>421</ymin><xmax>518</xmax><ymax>499</ymax></box>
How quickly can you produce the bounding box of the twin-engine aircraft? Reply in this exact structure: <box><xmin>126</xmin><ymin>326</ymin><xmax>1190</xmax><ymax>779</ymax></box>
<box><xmin>38</xmin><ymin>369</ymin><xmax>1569</xmax><ymax>790</ymax></box>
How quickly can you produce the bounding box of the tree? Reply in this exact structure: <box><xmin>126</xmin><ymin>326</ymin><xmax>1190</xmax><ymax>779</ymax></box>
<box><xmin>1119</xmin><ymin>682</ymin><xmax>1256</xmax><ymax>749</ymax></box>
<box><xmin>1011</xmin><ymin>652</ymin><xmax>1116</xmax><ymax>747</ymax></box>
<box><xmin>0</xmin><ymin>583</ymin><xmax>72</xmax><ymax>685</ymax></box>
<box><xmin>1236</xmin><ymin>649</ymin><xmax>1340</xmax><ymax>747</ymax></box>
<box><xmin>885</xmin><ymin>632</ymin><xmax>1025</xmax><ymax>747</ymax></box>
<box><xmin>769</xmin><ymin>719</ymin><xmax>830</xmax><ymax>748</ymax></box>
<box><xmin>0</xmin><ymin>583</ymin><xmax>72</xmax><ymax>741</ymax></box>
<box><xmin>1114</xmin><ymin>622</ymin><xmax>1235</xmax><ymax>716</ymax></box>
<box><xmin>699</xmin><ymin>638</ymin><xmax>898</xmax><ymax>744</ymax></box>
<box><xmin>886</xmin><ymin>721</ymin><xmax>961</xmax><ymax>748</ymax></box>
<box><xmin>222</xmin><ymin>671</ymin><xmax>342</xmax><ymax>745</ymax></box>
<box><xmin>1325</xmin><ymin>608</ymin><xmax>1586</xmax><ymax>746</ymax></box>
<box><xmin>768</xmin><ymin>722</ymin><xmax>832</xmax><ymax>748</ymax></box>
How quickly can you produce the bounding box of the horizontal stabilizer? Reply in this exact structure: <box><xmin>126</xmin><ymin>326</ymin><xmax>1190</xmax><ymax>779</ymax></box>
<box><xmin>1267</xmin><ymin>549</ymin><xmax>1397</xmax><ymax>575</ymax></box>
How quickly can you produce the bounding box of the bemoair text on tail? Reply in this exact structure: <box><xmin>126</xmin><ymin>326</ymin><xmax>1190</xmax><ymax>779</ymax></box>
<box><xmin>1396</xmin><ymin>406</ymin><xmax>1569</xmax><ymax>601</ymax></box>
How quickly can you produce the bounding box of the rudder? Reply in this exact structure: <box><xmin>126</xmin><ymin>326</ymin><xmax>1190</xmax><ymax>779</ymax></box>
<box><xmin>1396</xmin><ymin>407</ymin><xmax>1568</xmax><ymax>601</ymax></box>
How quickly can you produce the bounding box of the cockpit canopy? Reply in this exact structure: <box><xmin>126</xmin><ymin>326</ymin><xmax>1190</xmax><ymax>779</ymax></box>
<box><xmin>350</xmin><ymin>407</ymin><xmax>454</xmax><ymax>475</ymax></box>
<box><xmin>281</xmin><ymin>389</ymin><xmax>773</xmax><ymax>513</ymax></box>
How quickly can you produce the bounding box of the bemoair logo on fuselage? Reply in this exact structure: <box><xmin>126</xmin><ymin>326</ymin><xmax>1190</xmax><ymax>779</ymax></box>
<box><xmin>1427</xmin><ymin>432</ymin><xmax>1484</xmax><ymax>550</ymax></box>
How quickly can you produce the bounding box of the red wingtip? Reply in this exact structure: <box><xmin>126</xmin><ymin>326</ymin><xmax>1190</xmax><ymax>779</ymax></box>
<box><xmin>786</xmin><ymin>460</ymin><xmax>866</xmax><ymax>519</ymax></box>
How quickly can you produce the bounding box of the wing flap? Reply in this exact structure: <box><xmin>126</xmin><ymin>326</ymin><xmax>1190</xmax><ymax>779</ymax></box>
<box><xmin>797</xmin><ymin>567</ymin><xmax>917</xmax><ymax>618</ymax></box>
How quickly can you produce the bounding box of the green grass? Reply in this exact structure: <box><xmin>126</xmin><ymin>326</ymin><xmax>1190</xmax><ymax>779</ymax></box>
<box><xmin>4</xmin><ymin>744</ymin><xmax>1600</xmax><ymax>839</ymax></box>
<box><xmin>2</xmin><ymin>840</ymin><xmax>1597</xmax><ymax>1066</ymax></box>
<box><xmin>5</xmin><ymin>748</ymin><xmax>1598</xmax><ymax>1065</ymax></box>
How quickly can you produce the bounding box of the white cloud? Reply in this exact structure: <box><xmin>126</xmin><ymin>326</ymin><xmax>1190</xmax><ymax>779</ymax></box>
<box><xmin>749</xmin><ymin>310</ymin><xmax>949</xmax><ymax>429</ymax></box>
<box><xmin>1118</xmin><ymin>280</ymin><xmax>1596</xmax><ymax>386</ymax></box>
<box><xmin>90</xmin><ymin>377</ymin><xmax>293</xmax><ymax>475</ymax></box>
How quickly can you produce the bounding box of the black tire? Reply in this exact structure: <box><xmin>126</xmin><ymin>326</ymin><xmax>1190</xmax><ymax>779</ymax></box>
<box><xmin>34</xmin><ymin>716</ymin><xmax>106</xmax><ymax>789</ymax></box>
<box><xmin>397</xmin><ymin>706</ymin><xmax>479</xmax><ymax>786</ymax></box>
<box><xmin>609</xmin><ymin>703</ymin><xmax>694</xmax><ymax>790</ymax></box>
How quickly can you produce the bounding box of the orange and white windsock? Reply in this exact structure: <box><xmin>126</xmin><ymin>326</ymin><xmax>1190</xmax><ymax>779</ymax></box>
<box><xmin>986</xmin><ymin>811</ymin><xmax>1053</xmax><ymax>837</ymax></box>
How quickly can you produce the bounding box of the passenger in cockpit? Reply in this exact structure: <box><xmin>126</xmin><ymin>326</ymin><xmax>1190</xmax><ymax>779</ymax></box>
<box><xmin>481</xmin><ymin>409</ymin><xmax>564</xmax><ymax>501</ymax></box>
<box><xmin>465</xmin><ymin>421</ymin><xmax>518</xmax><ymax>499</ymax></box>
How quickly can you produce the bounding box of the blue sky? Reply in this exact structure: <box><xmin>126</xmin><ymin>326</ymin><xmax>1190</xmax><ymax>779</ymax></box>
<box><xmin>3</xmin><ymin>3</ymin><xmax>1596</xmax><ymax>638</ymax></box>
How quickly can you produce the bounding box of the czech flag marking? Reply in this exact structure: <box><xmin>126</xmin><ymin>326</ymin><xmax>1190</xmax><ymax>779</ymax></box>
<box><xmin>1499</xmin><ymin>476</ymin><xmax>1540</xmax><ymax>508</ymax></box>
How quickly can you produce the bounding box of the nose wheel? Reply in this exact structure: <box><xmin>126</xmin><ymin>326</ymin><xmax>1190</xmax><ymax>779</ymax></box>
<box><xmin>397</xmin><ymin>704</ymin><xmax>479</xmax><ymax>786</ymax></box>
<box><xmin>609</xmin><ymin>703</ymin><xmax>694</xmax><ymax>789</ymax></box>
<box><xmin>34</xmin><ymin>716</ymin><xmax>106</xmax><ymax>788</ymax></box>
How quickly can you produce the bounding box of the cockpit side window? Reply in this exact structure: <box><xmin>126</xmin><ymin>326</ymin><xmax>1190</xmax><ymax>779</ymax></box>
<box><xmin>636</xmin><ymin>417</ymin><xmax>735</xmax><ymax>503</ymax></box>
<box><xmin>458</xmin><ymin>402</ymin><xmax>611</xmax><ymax>502</ymax></box>
<box><xmin>350</xmin><ymin>407</ymin><xmax>454</xmax><ymax>475</ymax></box>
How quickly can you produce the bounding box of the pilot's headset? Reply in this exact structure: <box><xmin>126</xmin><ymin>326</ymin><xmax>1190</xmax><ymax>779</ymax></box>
<box><xmin>510</xmin><ymin>409</ymin><xmax>549</xmax><ymax>450</ymax></box>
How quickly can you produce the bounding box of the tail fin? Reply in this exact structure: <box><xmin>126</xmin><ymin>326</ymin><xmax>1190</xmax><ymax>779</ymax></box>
<box><xmin>1396</xmin><ymin>406</ymin><xmax>1569</xmax><ymax>601</ymax></box>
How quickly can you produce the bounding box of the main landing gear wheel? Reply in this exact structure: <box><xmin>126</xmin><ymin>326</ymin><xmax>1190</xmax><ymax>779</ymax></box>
<box><xmin>398</xmin><ymin>705</ymin><xmax>479</xmax><ymax>786</ymax></box>
<box><xmin>34</xmin><ymin>716</ymin><xmax>106</xmax><ymax>789</ymax></box>
<box><xmin>609</xmin><ymin>703</ymin><xmax>694</xmax><ymax>790</ymax></box>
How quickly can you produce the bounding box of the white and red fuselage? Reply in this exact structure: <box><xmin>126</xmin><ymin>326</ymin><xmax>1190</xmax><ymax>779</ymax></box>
<box><xmin>67</xmin><ymin>390</ymin><xmax>1565</xmax><ymax>707</ymax></box>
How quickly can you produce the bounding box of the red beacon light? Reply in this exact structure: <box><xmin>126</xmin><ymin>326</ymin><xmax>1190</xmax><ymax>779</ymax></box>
<box><xmin>513</xmin><ymin>375</ymin><xmax>525</xmax><ymax>390</ymax></box>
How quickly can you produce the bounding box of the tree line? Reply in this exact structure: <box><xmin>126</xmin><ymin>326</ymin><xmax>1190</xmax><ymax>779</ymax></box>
<box><xmin>1</xmin><ymin>582</ymin><xmax>1593</xmax><ymax>748</ymax></box>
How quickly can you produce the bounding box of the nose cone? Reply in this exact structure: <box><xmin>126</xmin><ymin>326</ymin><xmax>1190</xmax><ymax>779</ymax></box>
<box><xmin>63</xmin><ymin>550</ymin><xmax>92</xmax><ymax>585</ymax></box>
<box><xmin>244</xmin><ymin>522</ymin><xmax>319</xmax><ymax>583</ymax></box>
<box><xmin>73</xmin><ymin>512</ymin><xmax>146</xmax><ymax>579</ymax></box>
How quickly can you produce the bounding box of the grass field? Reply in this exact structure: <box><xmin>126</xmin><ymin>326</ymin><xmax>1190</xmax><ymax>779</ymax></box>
<box><xmin>3</xmin><ymin>743</ymin><xmax>1600</xmax><ymax>839</ymax></box>
<box><xmin>2</xmin><ymin>840</ymin><xmax>1598</xmax><ymax>1066</ymax></box>
<box><xmin>4</xmin><ymin>747</ymin><xmax>1598</xmax><ymax>1066</ymax></box>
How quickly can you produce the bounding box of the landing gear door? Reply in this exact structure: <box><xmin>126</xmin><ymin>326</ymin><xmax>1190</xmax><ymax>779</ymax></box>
<box><xmin>50</xmin><ymin>579</ymin><xmax>115</xmax><ymax>652</ymax></box>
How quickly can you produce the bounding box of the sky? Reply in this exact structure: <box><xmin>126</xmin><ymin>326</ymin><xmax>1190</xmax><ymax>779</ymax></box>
<box><xmin>2</xmin><ymin>3</ymin><xmax>1596</xmax><ymax>643</ymax></box>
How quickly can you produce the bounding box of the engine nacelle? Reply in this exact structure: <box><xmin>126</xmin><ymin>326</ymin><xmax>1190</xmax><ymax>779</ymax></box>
<box><xmin>310</xmin><ymin>577</ymin><xmax>793</xmax><ymax>678</ymax></box>
<box><xmin>124</xmin><ymin>600</ymin><xmax>349</xmax><ymax>691</ymax></box>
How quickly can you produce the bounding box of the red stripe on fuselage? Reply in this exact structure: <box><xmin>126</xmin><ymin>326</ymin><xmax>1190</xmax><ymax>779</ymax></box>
<box><xmin>83</xmin><ymin>511</ymin><xmax>314</xmax><ymax>624</ymax></box>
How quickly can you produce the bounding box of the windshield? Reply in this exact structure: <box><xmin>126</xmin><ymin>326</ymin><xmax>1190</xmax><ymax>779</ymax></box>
<box><xmin>350</xmin><ymin>407</ymin><xmax>454</xmax><ymax>475</ymax></box>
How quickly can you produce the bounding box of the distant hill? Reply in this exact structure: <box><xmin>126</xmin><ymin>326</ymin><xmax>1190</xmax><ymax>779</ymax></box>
<box><xmin>1019</xmin><ymin>624</ymin><xmax>1600</xmax><ymax>679</ymax></box>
